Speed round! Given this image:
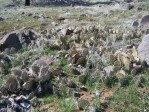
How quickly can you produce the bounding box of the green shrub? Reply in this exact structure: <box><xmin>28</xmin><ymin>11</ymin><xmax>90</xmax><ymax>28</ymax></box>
<box><xmin>58</xmin><ymin>98</ymin><xmax>75</xmax><ymax>112</ymax></box>
<box><xmin>120</xmin><ymin>75</ymin><xmax>132</xmax><ymax>87</ymax></box>
<box><xmin>105</xmin><ymin>75</ymin><xmax>118</xmax><ymax>88</ymax></box>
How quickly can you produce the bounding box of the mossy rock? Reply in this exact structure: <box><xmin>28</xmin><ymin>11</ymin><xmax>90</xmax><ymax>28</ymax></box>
<box><xmin>71</xmin><ymin>68</ymin><xmax>80</xmax><ymax>75</ymax></box>
<box><xmin>78</xmin><ymin>99</ymin><xmax>90</xmax><ymax>110</ymax></box>
<box><xmin>5</xmin><ymin>76</ymin><xmax>19</xmax><ymax>93</ymax></box>
<box><xmin>114</xmin><ymin>61</ymin><xmax>122</xmax><ymax>67</ymax></box>
<box><xmin>76</xmin><ymin>57</ymin><xmax>87</xmax><ymax>67</ymax></box>
<box><xmin>109</xmin><ymin>54</ymin><xmax>116</xmax><ymax>64</ymax></box>
<box><xmin>131</xmin><ymin>68</ymin><xmax>137</xmax><ymax>76</ymax></box>
<box><xmin>79</xmin><ymin>75</ymin><xmax>87</xmax><ymax>84</ymax></box>
<box><xmin>68</xmin><ymin>81</ymin><xmax>77</xmax><ymax>88</ymax></box>
<box><xmin>51</xmin><ymin>68</ymin><xmax>63</xmax><ymax>76</ymax></box>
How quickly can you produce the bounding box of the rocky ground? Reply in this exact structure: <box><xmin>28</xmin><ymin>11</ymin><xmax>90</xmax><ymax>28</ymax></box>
<box><xmin>0</xmin><ymin>0</ymin><xmax>149</xmax><ymax>112</ymax></box>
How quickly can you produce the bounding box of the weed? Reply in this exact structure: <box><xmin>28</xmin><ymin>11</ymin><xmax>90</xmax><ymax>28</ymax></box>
<box><xmin>12</xmin><ymin>59</ymin><xmax>21</xmax><ymax>67</ymax></box>
<box><xmin>0</xmin><ymin>78</ymin><xmax>4</xmax><ymax>86</ymax></box>
<box><xmin>42</xmin><ymin>47</ymin><xmax>55</xmax><ymax>55</ymax></box>
<box><xmin>18</xmin><ymin>48</ymin><xmax>28</xmax><ymax>53</ymax></box>
<box><xmin>109</xmin><ymin>83</ymin><xmax>149</xmax><ymax>112</ymax></box>
<box><xmin>58</xmin><ymin>97</ymin><xmax>75</xmax><ymax>112</ymax></box>
<box><xmin>59</xmin><ymin>56</ymin><xmax>67</xmax><ymax>67</ymax></box>
<box><xmin>43</xmin><ymin>95</ymin><xmax>55</xmax><ymax>104</ymax></box>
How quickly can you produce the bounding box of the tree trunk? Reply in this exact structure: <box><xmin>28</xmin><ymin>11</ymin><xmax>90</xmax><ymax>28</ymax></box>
<box><xmin>25</xmin><ymin>0</ymin><xmax>30</xmax><ymax>6</ymax></box>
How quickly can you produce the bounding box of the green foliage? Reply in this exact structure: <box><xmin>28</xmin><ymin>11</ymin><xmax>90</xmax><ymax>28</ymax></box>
<box><xmin>139</xmin><ymin>76</ymin><xmax>145</xmax><ymax>84</ymax></box>
<box><xmin>1</xmin><ymin>62</ymin><xmax>11</xmax><ymax>75</ymax></box>
<box><xmin>43</xmin><ymin>95</ymin><xmax>55</xmax><ymax>104</ymax></box>
<box><xmin>18</xmin><ymin>48</ymin><xmax>28</xmax><ymax>53</ymax></box>
<box><xmin>85</xmin><ymin>74</ymin><xmax>97</xmax><ymax>89</ymax></box>
<box><xmin>58</xmin><ymin>98</ymin><xmax>75</xmax><ymax>112</ymax></box>
<box><xmin>59</xmin><ymin>56</ymin><xmax>67</xmax><ymax>67</ymax></box>
<box><xmin>0</xmin><ymin>79</ymin><xmax>4</xmax><ymax>86</ymax></box>
<box><xmin>43</xmin><ymin>47</ymin><xmax>55</xmax><ymax>55</ymax></box>
<box><xmin>109</xmin><ymin>85</ymin><xmax>148</xmax><ymax>112</ymax></box>
<box><xmin>59</xmin><ymin>85</ymin><xmax>68</xmax><ymax>97</ymax></box>
<box><xmin>12</xmin><ymin>59</ymin><xmax>21</xmax><ymax>67</ymax></box>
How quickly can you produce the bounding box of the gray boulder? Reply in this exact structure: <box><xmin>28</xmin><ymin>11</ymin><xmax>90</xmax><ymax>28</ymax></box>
<box><xmin>138</xmin><ymin>34</ymin><xmax>149</xmax><ymax>65</ymax></box>
<box><xmin>141</xmin><ymin>15</ymin><xmax>149</xmax><ymax>27</ymax></box>
<box><xmin>0</xmin><ymin>28</ymin><xmax>38</xmax><ymax>51</ymax></box>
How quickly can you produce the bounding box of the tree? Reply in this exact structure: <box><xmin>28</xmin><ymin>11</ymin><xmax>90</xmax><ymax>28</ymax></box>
<box><xmin>25</xmin><ymin>0</ymin><xmax>30</xmax><ymax>6</ymax></box>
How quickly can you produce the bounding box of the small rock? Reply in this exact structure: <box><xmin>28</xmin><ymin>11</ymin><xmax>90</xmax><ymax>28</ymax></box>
<box><xmin>32</xmin><ymin>59</ymin><xmax>47</xmax><ymax>67</ymax></box>
<box><xmin>4</xmin><ymin>48</ymin><xmax>10</xmax><ymax>54</ymax></box>
<box><xmin>30</xmin><ymin>97</ymin><xmax>40</xmax><ymax>107</ymax></box>
<box><xmin>78</xmin><ymin>99</ymin><xmax>90</xmax><ymax>110</ymax></box>
<box><xmin>23</xmin><ymin>79</ymin><xmax>34</xmax><ymax>91</ymax></box>
<box><xmin>5</xmin><ymin>76</ymin><xmax>19</xmax><ymax>93</ymax></box>
<box><xmin>73</xmin><ymin>92</ymin><xmax>81</xmax><ymax>98</ymax></box>
<box><xmin>136</xmin><ymin>6</ymin><xmax>142</xmax><ymax>11</ymax></box>
<box><xmin>80</xmin><ymin>14</ymin><xmax>87</xmax><ymax>17</ymax></box>
<box><xmin>10</xmin><ymin>47</ymin><xmax>16</xmax><ymax>54</ymax></box>
<box><xmin>58</xmin><ymin>17</ymin><xmax>65</xmax><ymax>21</ymax></box>
<box><xmin>33</xmin><ymin>15</ymin><xmax>40</xmax><ymax>19</ymax></box>
<box><xmin>131</xmin><ymin>65</ymin><xmax>142</xmax><ymax>76</ymax></box>
<box><xmin>80</xmin><ymin>86</ymin><xmax>88</xmax><ymax>92</ymax></box>
<box><xmin>0</xmin><ymin>17</ymin><xmax>4</xmax><ymax>21</ymax></box>
<box><xmin>121</xmin><ymin>3</ymin><xmax>134</xmax><ymax>10</ymax></box>
<box><xmin>15</xmin><ymin>96</ymin><xmax>31</xmax><ymax>110</ymax></box>
<box><xmin>79</xmin><ymin>75</ymin><xmax>87</xmax><ymax>84</ymax></box>
<box><xmin>71</xmin><ymin>68</ymin><xmax>80</xmax><ymax>75</ymax></box>
<box><xmin>76</xmin><ymin>57</ymin><xmax>87</xmax><ymax>67</ymax></box>
<box><xmin>124</xmin><ymin>0</ymin><xmax>134</xmax><ymax>3</ymax></box>
<box><xmin>127</xmin><ymin>4</ymin><xmax>134</xmax><ymax>10</ymax></box>
<box><xmin>27</xmin><ymin>13</ymin><xmax>33</xmax><ymax>17</ymax></box>
<box><xmin>60</xmin><ymin>28</ymin><xmax>73</xmax><ymax>36</ymax></box>
<box><xmin>68</xmin><ymin>81</ymin><xmax>77</xmax><ymax>88</ymax></box>
<box><xmin>27</xmin><ymin>92</ymin><xmax>34</xmax><ymax>100</ymax></box>
<box><xmin>132</xmin><ymin>20</ymin><xmax>139</xmax><ymax>27</ymax></box>
<box><xmin>89</xmin><ymin>106</ymin><xmax>104</xmax><ymax>112</ymax></box>
<box><xmin>21</xmin><ymin>12</ymin><xmax>25</xmax><ymax>15</ymax></box>
<box><xmin>103</xmin><ymin>65</ymin><xmax>115</xmax><ymax>76</ymax></box>
<box><xmin>74</xmin><ymin>27</ymin><xmax>82</xmax><ymax>34</ymax></box>
<box><xmin>95</xmin><ymin>90</ymin><xmax>101</xmax><ymax>97</ymax></box>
